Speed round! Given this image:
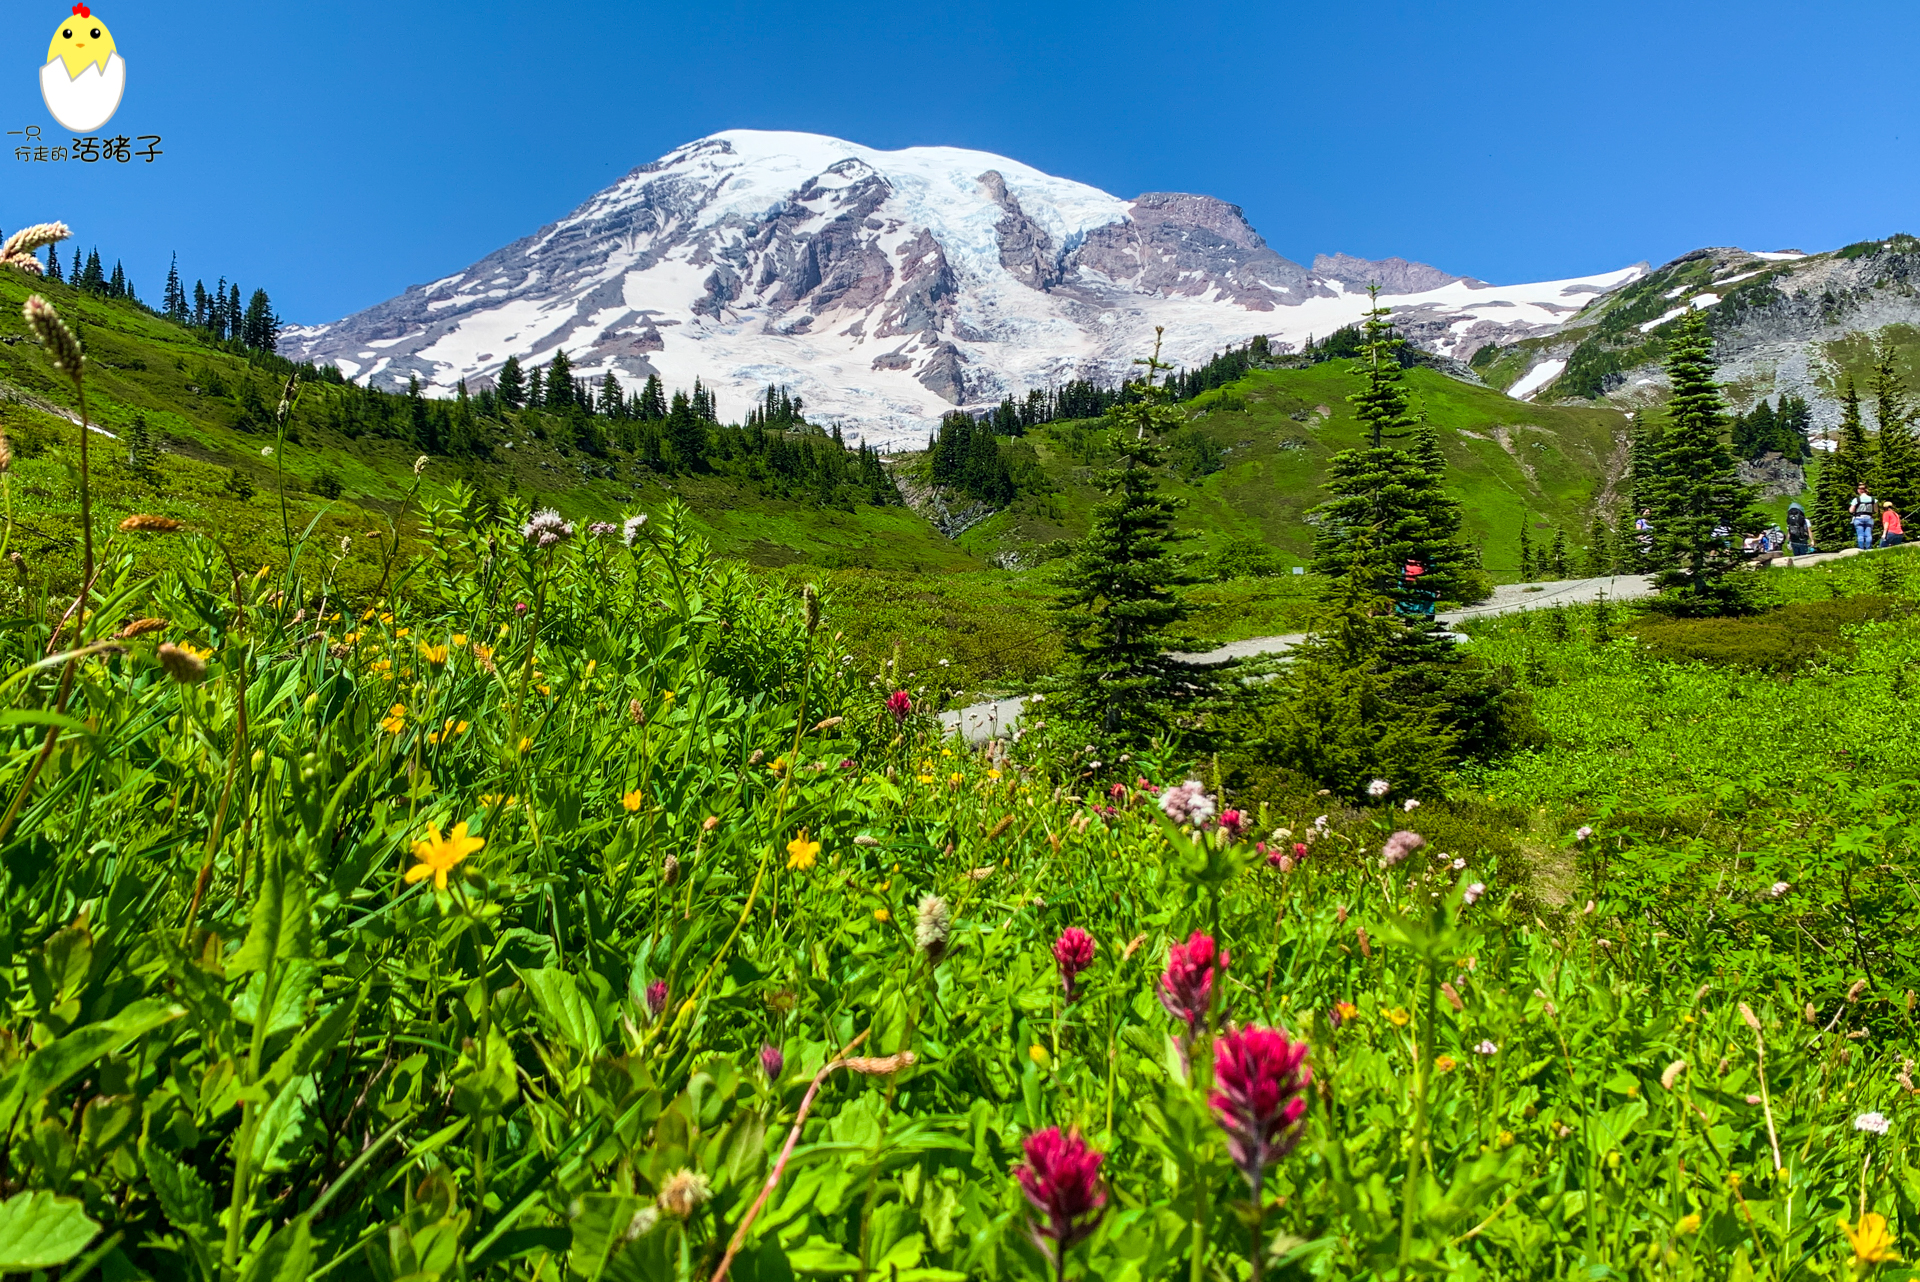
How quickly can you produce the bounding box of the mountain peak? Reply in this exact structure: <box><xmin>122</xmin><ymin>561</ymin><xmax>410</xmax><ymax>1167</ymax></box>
<box><xmin>280</xmin><ymin>131</ymin><xmax>1643</xmax><ymax>444</ymax></box>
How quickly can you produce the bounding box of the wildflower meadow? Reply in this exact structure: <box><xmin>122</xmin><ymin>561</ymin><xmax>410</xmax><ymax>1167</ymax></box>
<box><xmin>0</xmin><ymin>289</ymin><xmax>1910</xmax><ymax>1282</ymax></box>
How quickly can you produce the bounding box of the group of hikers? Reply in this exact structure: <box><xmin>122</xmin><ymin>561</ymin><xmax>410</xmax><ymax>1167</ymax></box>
<box><xmin>1781</xmin><ymin>485</ymin><xmax>1905</xmax><ymax>556</ymax></box>
<box><xmin>1625</xmin><ymin>482</ymin><xmax>1905</xmax><ymax>564</ymax></box>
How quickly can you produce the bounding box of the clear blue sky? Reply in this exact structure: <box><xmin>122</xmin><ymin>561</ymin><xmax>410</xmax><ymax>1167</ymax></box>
<box><xmin>6</xmin><ymin>0</ymin><xmax>1916</xmax><ymax>324</ymax></box>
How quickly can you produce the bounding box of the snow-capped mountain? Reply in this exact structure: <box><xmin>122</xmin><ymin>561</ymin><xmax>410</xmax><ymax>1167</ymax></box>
<box><xmin>280</xmin><ymin>130</ymin><xmax>1647</xmax><ymax>446</ymax></box>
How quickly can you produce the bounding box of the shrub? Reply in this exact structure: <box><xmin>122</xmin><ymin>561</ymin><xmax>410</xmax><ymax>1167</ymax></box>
<box><xmin>1627</xmin><ymin>595</ymin><xmax>1898</xmax><ymax>673</ymax></box>
<box><xmin>309</xmin><ymin>467</ymin><xmax>344</xmax><ymax>499</ymax></box>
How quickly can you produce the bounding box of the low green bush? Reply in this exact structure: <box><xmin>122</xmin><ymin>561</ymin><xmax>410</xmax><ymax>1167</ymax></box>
<box><xmin>1627</xmin><ymin>595</ymin><xmax>1899</xmax><ymax>672</ymax></box>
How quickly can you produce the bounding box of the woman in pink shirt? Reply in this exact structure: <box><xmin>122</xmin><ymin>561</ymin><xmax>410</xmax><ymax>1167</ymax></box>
<box><xmin>1882</xmin><ymin>502</ymin><xmax>1905</xmax><ymax>548</ymax></box>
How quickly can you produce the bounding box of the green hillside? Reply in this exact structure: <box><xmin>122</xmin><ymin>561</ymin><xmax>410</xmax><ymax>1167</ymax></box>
<box><xmin>929</xmin><ymin>361</ymin><xmax>1633</xmax><ymax>576</ymax></box>
<box><xmin>0</xmin><ymin>272</ymin><xmax>979</xmax><ymax>588</ymax></box>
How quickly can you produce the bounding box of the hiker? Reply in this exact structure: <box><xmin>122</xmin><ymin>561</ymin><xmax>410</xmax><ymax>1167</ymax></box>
<box><xmin>1851</xmin><ymin>485</ymin><xmax>1877</xmax><ymax>550</ymax></box>
<box><xmin>1882</xmin><ymin>501</ymin><xmax>1905</xmax><ymax>548</ymax></box>
<box><xmin>1786</xmin><ymin>502</ymin><xmax>1812</xmax><ymax>556</ymax></box>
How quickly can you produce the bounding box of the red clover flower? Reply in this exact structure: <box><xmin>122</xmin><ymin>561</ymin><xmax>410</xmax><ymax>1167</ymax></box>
<box><xmin>1015</xmin><ymin>1127</ymin><xmax>1107</xmax><ymax>1266</ymax></box>
<box><xmin>1210</xmin><ymin>1025</ymin><xmax>1312</xmax><ymax>1196</ymax></box>
<box><xmin>1053</xmin><ymin>927</ymin><xmax>1096</xmax><ymax>1002</ymax></box>
<box><xmin>1158</xmin><ymin>931</ymin><xmax>1228</xmax><ymax>1036</ymax></box>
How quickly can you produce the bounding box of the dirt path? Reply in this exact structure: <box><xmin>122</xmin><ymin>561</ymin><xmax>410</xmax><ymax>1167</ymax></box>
<box><xmin>940</xmin><ymin>573</ymin><xmax>1657</xmax><ymax>743</ymax></box>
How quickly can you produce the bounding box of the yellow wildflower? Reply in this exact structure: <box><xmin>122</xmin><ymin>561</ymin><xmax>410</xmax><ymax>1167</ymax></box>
<box><xmin>873</xmin><ymin>908</ymin><xmax>890</xmax><ymax>922</ymax></box>
<box><xmin>370</xmin><ymin>659</ymin><xmax>392</xmax><ymax>676</ymax></box>
<box><xmin>380</xmin><ymin>704</ymin><xmax>407</xmax><ymax>735</ymax></box>
<box><xmin>1028</xmin><ymin>1044</ymin><xmax>1050</xmax><ymax>1068</ymax></box>
<box><xmin>916</xmin><ymin>774</ymin><xmax>934</xmax><ymax>785</ymax></box>
<box><xmin>786</xmin><ymin>829</ymin><xmax>821</xmax><ymax>871</ymax></box>
<box><xmin>1333</xmin><ymin>1001</ymin><xmax>1360</xmax><ymax>1024</ymax></box>
<box><xmin>1434</xmin><ymin>1055</ymin><xmax>1457</xmax><ymax>1073</ymax></box>
<box><xmin>394</xmin><ymin>628</ymin><xmax>410</xmax><ymax>639</ymax></box>
<box><xmin>1385</xmin><ymin>1006</ymin><xmax>1411</xmax><ymax>1027</ymax></box>
<box><xmin>472</xmin><ymin>644</ymin><xmax>493</xmax><ymax>664</ymax></box>
<box><xmin>427</xmin><ymin>718</ymin><xmax>468</xmax><ymax>746</ymax></box>
<box><xmin>663</xmin><ymin>690</ymin><xmax>675</xmax><ymax>701</ymax></box>
<box><xmin>988</xmin><ymin>768</ymin><xmax>1002</xmax><ymax>780</ymax></box>
<box><xmin>480</xmin><ymin>793</ymin><xmax>518</xmax><ymax>810</ymax></box>
<box><xmin>770</xmin><ymin>756</ymin><xmax>789</xmax><ymax>778</ymax></box>
<box><xmin>947</xmin><ymin>772</ymin><xmax>963</xmax><ymax>788</ymax></box>
<box><xmin>1675</xmin><ymin>1213</ymin><xmax>1701</xmax><ymax>1236</ymax></box>
<box><xmin>1842</xmin><ymin>1214</ymin><xmax>1901</xmax><ymax>1265</ymax></box>
<box><xmin>406</xmin><ymin>822</ymin><xmax>483</xmax><ymax>891</ymax></box>
<box><xmin>585</xmin><ymin>660</ymin><xmax>597</xmax><ymax>678</ymax></box>
<box><xmin>517</xmin><ymin>736</ymin><xmax>533</xmax><ymax>754</ymax></box>
<box><xmin>622</xmin><ymin>789</ymin><xmax>645</xmax><ymax>812</ymax></box>
<box><xmin>343</xmin><ymin>631</ymin><xmax>361</xmax><ymax>645</ymax></box>
<box><xmin>419</xmin><ymin>643</ymin><xmax>448</xmax><ymax>667</ymax></box>
<box><xmin>451</xmin><ymin>634</ymin><xmax>468</xmax><ymax>647</ymax></box>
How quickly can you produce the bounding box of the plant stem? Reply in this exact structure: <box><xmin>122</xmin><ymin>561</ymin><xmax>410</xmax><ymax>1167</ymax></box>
<box><xmin>76</xmin><ymin>381</ymin><xmax>93</xmax><ymax>589</ymax></box>
<box><xmin>1398</xmin><ymin>954</ymin><xmax>1439</xmax><ymax>1278</ymax></box>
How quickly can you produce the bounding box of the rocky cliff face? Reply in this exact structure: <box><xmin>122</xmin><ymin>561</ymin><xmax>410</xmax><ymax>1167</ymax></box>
<box><xmin>279</xmin><ymin>130</ymin><xmax>1645</xmax><ymax>446</ymax></box>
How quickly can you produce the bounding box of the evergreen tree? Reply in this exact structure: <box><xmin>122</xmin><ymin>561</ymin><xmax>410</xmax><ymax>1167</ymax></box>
<box><xmin>1871</xmin><ymin>336</ymin><xmax>1918</xmax><ymax>517</ymax></box>
<box><xmin>1777</xmin><ymin>394</ymin><xmax>1813</xmax><ymax>461</ymax></box>
<box><xmin>664</xmin><ymin>390</ymin><xmax>707</xmax><ymax>470</ymax></box>
<box><xmin>1051</xmin><ymin>332</ymin><xmax>1191</xmax><ymax>747</ymax></box>
<box><xmin>209</xmin><ymin>278</ymin><xmax>228</xmax><ymax>339</ymax></box>
<box><xmin>162</xmin><ymin>255</ymin><xmax>184</xmax><ymax>321</ymax></box>
<box><xmin>69</xmin><ymin>247</ymin><xmax>81</xmax><ymax>282</ymax></box>
<box><xmin>1583</xmin><ymin>518</ymin><xmax>1613</xmax><ymax>577</ymax></box>
<box><xmin>241</xmin><ymin>289</ymin><xmax>278</xmax><ymax>353</ymax></box>
<box><xmin>448</xmin><ymin>381</ymin><xmax>485</xmax><ymax>457</ymax></box>
<box><xmin>496</xmin><ymin>356</ymin><xmax>526</xmax><ymax>410</ymax></box>
<box><xmin>108</xmin><ymin>261</ymin><xmax>127</xmax><ymax>299</ymax></box>
<box><xmin>1548</xmin><ymin>528</ymin><xmax>1569</xmax><ymax>579</ymax></box>
<box><xmin>1307</xmin><ymin>292</ymin><xmax>1477</xmax><ymax>606</ymax></box>
<box><xmin>526</xmin><ymin>366</ymin><xmax>545</xmax><ymax>409</ymax></box>
<box><xmin>1236</xmin><ymin>539</ymin><xmax>1453</xmax><ymax>798</ymax></box>
<box><xmin>1518</xmin><ymin>524</ymin><xmax>1534</xmax><ymax>580</ymax></box>
<box><xmin>81</xmin><ymin>249</ymin><xmax>105</xmax><ymax>292</ymax></box>
<box><xmin>545</xmin><ymin>351</ymin><xmax>574</xmax><ymax>410</ymax></box>
<box><xmin>638</xmin><ymin>374</ymin><xmax>666</xmax><ymax>421</ymax></box>
<box><xmin>45</xmin><ymin>245</ymin><xmax>62</xmax><ymax>282</ymax></box>
<box><xmin>1639</xmin><ymin>310</ymin><xmax>1758</xmax><ymax>612</ymax></box>
<box><xmin>228</xmin><ymin>284</ymin><xmax>243</xmax><ymax>340</ymax></box>
<box><xmin>192</xmin><ymin>281</ymin><xmax>209</xmax><ymax>329</ymax></box>
<box><xmin>1817</xmin><ymin>380</ymin><xmax>1873</xmax><ymax>547</ymax></box>
<box><xmin>598</xmin><ymin>371</ymin><xmax>624</xmax><ymax>419</ymax></box>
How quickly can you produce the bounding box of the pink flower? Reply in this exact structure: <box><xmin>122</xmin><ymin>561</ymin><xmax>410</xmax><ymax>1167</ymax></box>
<box><xmin>1380</xmin><ymin>830</ymin><xmax>1426</xmax><ymax>868</ymax></box>
<box><xmin>1054</xmin><ymin>927</ymin><xmax>1096</xmax><ymax>1002</ymax></box>
<box><xmin>759</xmin><ymin>1044</ymin><xmax>784</xmax><ymax>1080</ymax></box>
<box><xmin>645</xmin><ymin>980</ymin><xmax>669</xmax><ymax>1021</ymax></box>
<box><xmin>1210</xmin><ymin>1025</ymin><xmax>1312</xmax><ymax>1195</ymax></box>
<box><xmin>1575</xmin><ymin>825</ymin><xmax>1594</xmax><ymax>842</ymax></box>
<box><xmin>1367</xmin><ymin>778</ymin><xmax>1391</xmax><ymax>799</ymax></box>
<box><xmin>1158</xmin><ymin>780</ymin><xmax>1216</xmax><ymax>826</ymax></box>
<box><xmin>1158</xmin><ymin>931</ymin><xmax>1228</xmax><ymax>1035</ymax></box>
<box><xmin>514</xmin><ymin>601</ymin><xmax>530</xmax><ymax>617</ymax></box>
<box><xmin>1293</xmin><ymin>842</ymin><xmax>1308</xmax><ymax>861</ymax></box>
<box><xmin>1015</xmin><ymin>1128</ymin><xmax>1107</xmax><ymax>1266</ymax></box>
<box><xmin>1108</xmin><ymin>782</ymin><xmax>1128</xmax><ymax>802</ymax></box>
<box><xmin>587</xmin><ymin>521</ymin><xmax>620</xmax><ymax>537</ymax></box>
<box><xmin>1217</xmin><ymin>808</ymin><xmax>1254</xmax><ymax>842</ymax></box>
<box><xmin>1403</xmin><ymin>798</ymin><xmax>1421</xmax><ymax>812</ymax></box>
<box><xmin>885</xmin><ymin>690</ymin><xmax>912</xmax><ymax>723</ymax></box>
<box><xmin>1463</xmin><ymin>882</ymin><xmax>1486</xmax><ymax>906</ymax></box>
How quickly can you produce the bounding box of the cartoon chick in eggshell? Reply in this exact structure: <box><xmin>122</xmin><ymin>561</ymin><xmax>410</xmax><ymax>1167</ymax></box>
<box><xmin>40</xmin><ymin>4</ymin><xmax>124</xmax><ymax>133</ymax></box>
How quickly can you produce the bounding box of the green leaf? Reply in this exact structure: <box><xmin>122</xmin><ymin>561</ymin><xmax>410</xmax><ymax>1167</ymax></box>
<box><xmin>0</xmin><ymin>1000</ymin><xmax>183</xmax><ymax>1124</ymax></box>
<box><xmin>0</xmin><ymin>1190</ymin><xmax>100</xmax><ymax>1270</ymax></box>
<box><xmin>231</xmin><ymin>848</ymin><xmax>311</xmax><ymax>975</ymax></box>
<box><xmin>785</xmin><ymin>1237</ymin><xmax>863</xmax><ymax>1275</ymax></box>
<box><xmin>141</xmin><ymin>1143</ymin><xmax>215</xmax><ymax>1240</ymax></box>
<box><xmin>266</xmin><ymin>995</ymin><xmax>358</xmax><ymax>1086</ymax></box>
<box><xmin>237</xmin><ymin>1215</ymin><xmax>314</xmax><ymax>1282</ymax></box>
<box><xmin>518</xmin><ymin>967</ymin><xmax>604</xmax><ymax>1059</ymax></box>
<box><xmin>250</xmin><ymin>1073</ymin><xmax>316</xmax><ymax>1173</ymax></box>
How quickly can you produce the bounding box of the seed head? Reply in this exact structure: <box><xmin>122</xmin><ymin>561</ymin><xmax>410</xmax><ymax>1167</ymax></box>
<box><xmin>1660</xmin><ymin>1060</ymin><xmax>1688</xmax><ymax>1091</ymax></box>
<box><xmin>0</xmin><ymin>223</ymin><xmax>70</xmax><ymax>259</ymax></box>
<box><xmin>116</xmin><ymin>616</ymin><xmax>168</xmax><ymax>640</ymax></box>
<box><xmin>0</xmin><ymin>433</ymin><xmax>12</xmax><ymax>473</ymax></box>
<box><xmin>118</xmin><ymin>514</ymin><xmax>183</xmax><ymax>534</ymax></box>
<box><xmin>656</xmin><ymin>1169</ymin><xmax>711</xmax><ymax>1218</ymax></box>
<box><xmin>22</xmin><ymin>295</ymin><xmax>84</xmax><ymax>382</ymax></box>
<box><xmin>802</xmin><ymin>582</ymin><xmax>820</xmax><ymax>633</ymax></box>
<box><xmin>661</xmin><ymin>854</ymin><xmax>679</xmax><ymax>886</ymax></box>
<box><xmin>156</xmin><ymin>642</ymin><xmax>209</xmax><ymax>683</ymax></box>
<box><xmin>914</xmin><ymin>894</ymin><xmax>951</xmax><ymax>959</ymax></box>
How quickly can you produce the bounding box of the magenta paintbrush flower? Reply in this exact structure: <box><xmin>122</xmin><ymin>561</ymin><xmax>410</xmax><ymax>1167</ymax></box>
<box><xmin>886</xmin><ymin>690</ymin><xmax>913</xmax><ymax>723</ymax></box>
<box><xmin>1158</xmin><ymin>931</ymin><xmax>1228</xmax><ymax>1036</ymax></box>
<box><xmin>1053</xmin><ymin>926</ymin><xmax>1096</xmax><ymax>1002</ymax></box>
<box><xmin>1015</xmin><ymin>1127</ymin><xmax>1106</xmax><ymax>1266</ymax></box>
<box><xmin>1210</xmin><ymin>1024</ymin><xmax>1312</xmax><ymax>1196</ymax></box>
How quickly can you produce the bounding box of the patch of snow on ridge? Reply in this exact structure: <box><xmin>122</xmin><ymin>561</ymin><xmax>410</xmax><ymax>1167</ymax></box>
<box><xmin>1508</xmin><ymin>359</ymin><xmax>1566</xmax><ymax>402</ymax></box>
<box><xmin>1640</xmin><ymin>305</ymin><xmax>1691</xmax><ymax>333</ymax></box>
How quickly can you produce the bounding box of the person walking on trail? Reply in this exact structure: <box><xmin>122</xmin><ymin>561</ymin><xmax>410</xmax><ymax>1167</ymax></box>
<box><xmin>1881</xmin><ymin>501</ymin><xmax>1905</xmax><ymax>548</ymax></box>
<box><xmin>1851</xmin><ymin>485</ymin><xmax>1877</xmax><ymax>550</ymax></box>
<box><xmin>1786</xmin><ymin>501</ymin><xmax>1812</xmax><ymax>557</ymax></box>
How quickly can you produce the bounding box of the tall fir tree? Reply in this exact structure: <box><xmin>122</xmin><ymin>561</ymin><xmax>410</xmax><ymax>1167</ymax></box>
<box><xmin>598</xmin><ymin>371</ymin><xmax>624</xmax><ymax>418</ymax></box>
<box><xmin>495</xmin><ymin>356</ymin><xmax>526</xmax><ymax>410</ymax></box>
<box><xmin>1051</xmin><ymin>331</ymin><xmax>1191</xmax><ymax>747</ymax></box>
<box><xmin>664</xmin><ymin>390</ymin><xmax>707</xmax><ymax>470</ymax></box>
<box><xmin>526</xmin><ymin>366</ymin><xmax>545</xmax><ymax>409</ymax></box>
<box><xmin>162</xmin><ymin>254</ymin><xmax>184</xmax><ymax>321</ymax></box>
<box><xmin>1871</xmin><ymin>336</ymin><xmax>1918</xmax><ymax>517</ymax></box>
<box><xmin>639</xmin><ymin>374</ymin><xmax>666</xmax><ymax>421</ymax></box>
<box><xmin>241</xmin><ymin>289</ymin><xmax>278</xmax><ymax>353</ymax></box>
<box><xmin>1307</xmin><ymin>291</ymin><xmax>1477</xmax><ymax>606</ymax></box>
<box><xmin>1639</xmin><ymin>309</ymin><xmax>1758</xmax><ymax>611</ymax></box>
<box><xmin>44</xmin><ymin>245</ymin><xmax>62</xmax><ymax>282</ymax></box>
<box><xmin>1584</xmin><ymin>518</ymin><xmax>1613</xmax><ymax>576</ymax></box>
<box><xmin>1816</xmin><ymin>380</ymin><xmax>1873</xmax><ymax>547</ymax></box>
<box><xmin>545</xmin><ymin>351</ymin><xmax>574</xmax><ymax>410</ymax></box>
<box><xmin>1517</xmin><ymin>524</ymin><xmax>1534</xmax><ymax>581</ymax></box>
